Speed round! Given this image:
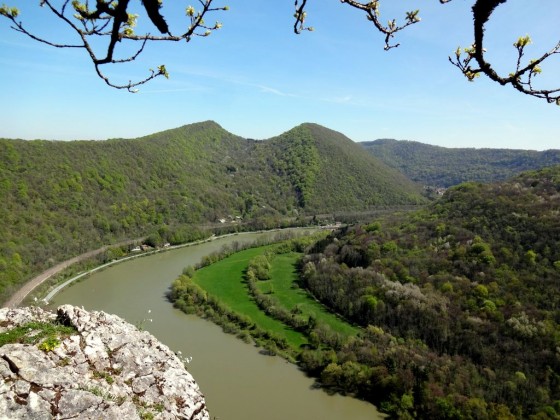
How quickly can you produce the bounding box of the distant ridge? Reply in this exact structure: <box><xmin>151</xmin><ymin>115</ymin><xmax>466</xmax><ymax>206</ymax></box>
<box><xmin>0</xmin><ymin>122</ymin><xmax>425</xmax><ymax>302</ymax></box>
<box><xmin>361</xmin><ymin>138</ymin><xmax>560</xmax><ymax>187</ymax></box>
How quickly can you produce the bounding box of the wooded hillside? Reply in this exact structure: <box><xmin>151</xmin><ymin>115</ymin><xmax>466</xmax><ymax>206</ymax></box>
<box><xmin>362</xmin><ymin>138</ymin><xmax>560</xmax><ymax>187</ymax></box>
<box><xmin>299</xmin><ymin>165</ymin><xmax>560</xmax><ymax>418</ymax></box>
<box><xmin>0</xmin><ymin>121</ymin><xmax>424</xmax><ymax>303</ymax></box>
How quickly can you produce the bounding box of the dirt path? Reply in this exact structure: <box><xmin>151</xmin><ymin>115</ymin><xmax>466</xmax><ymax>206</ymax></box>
<box><xmin>3</xmin><ymin>239</ymin><xmax>141</xmax><ymax>308</ymax></box>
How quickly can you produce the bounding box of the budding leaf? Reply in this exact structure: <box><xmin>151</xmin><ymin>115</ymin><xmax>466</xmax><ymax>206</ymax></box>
<box><xmin>514</xmin><ymin>35</ymin><xmax>532</xmax><ymax>49</ymax></box>
<box><xmin>158</xmin><ymin>65</ymin><xmax>169</xmax><ymax>79</ymax></box>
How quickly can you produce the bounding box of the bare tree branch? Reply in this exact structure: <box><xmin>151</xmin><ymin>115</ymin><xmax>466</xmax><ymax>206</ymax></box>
<box><xmin>293</xmin><ymin>0</ymin><xmax>559</xmax><ymax>105</ymax></box>
<box><xmin>295</xmin><ymin>0</ymin><xmax>421</xmax><ymax>50</ymax></box>
<box><xmin>449</xmin><ymin>0</ymin><xmax>560</xmax><ymax>104</ymax></box>
<box><xmin>0</xmin><ymin>0</ymin><xmax>228</xmax><ymax>91</ymax></box>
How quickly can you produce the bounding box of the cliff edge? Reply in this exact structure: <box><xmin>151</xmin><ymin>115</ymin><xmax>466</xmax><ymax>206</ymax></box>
<box><xmin>0</xmin><ymin>305</ymin><xmax>209</xmax><ymax>419</ymax></box>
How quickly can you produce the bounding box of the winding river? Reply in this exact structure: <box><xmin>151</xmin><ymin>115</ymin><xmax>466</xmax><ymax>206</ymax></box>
<box><xmin>48</xmin><ymin>231</ymin><xmax>382</xmax><ymax>420</ymax></box>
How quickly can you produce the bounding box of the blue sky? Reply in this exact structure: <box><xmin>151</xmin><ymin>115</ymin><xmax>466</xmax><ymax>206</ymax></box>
<box><xmin>0</xmin><ymin>0</ymin><xmax>559</xmax><ymax>150</ymax></box>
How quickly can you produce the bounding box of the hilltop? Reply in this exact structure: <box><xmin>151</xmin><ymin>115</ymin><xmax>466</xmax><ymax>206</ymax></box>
<box><xmin>0</xmin><ymin>122</ymin><xmax>425</xmax><ymax>303</ymax></box>
<box><xmin>266</xmin><ymin>124</ymin><xmax>423</xmax><ymax>210</ymax></box>
<box><xmin>361</xmin><ymin>138</ymin><xmax>560</xmax><ymax>187</ymax></box>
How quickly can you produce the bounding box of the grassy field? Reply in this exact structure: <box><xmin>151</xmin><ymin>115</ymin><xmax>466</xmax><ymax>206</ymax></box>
<box><xmin>193</xmin><ymin>246</ymin><xmax>307</xmax><ymax>348</ymax></box>
<box><xmin>261</xmin><ymin>252</ymin><xmax>360</xmax><ymax>337</ymax></box>
<box><xmin>193</xmin><ymin>244</ymin><xmax>362</xmax><ymax>353</ymax></box>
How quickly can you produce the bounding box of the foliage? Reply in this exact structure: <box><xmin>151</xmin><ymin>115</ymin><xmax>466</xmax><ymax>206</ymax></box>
<box><xmin>362</xmin><ymin>138</ymin><xmax>560</xmax><ymax>187</ymax></box>
<box><xmin>0</xmin><ymin>320</ymin><xmax>76</xmax><ymax>351</ymax></box>
<box><xmin>278</xmin><ymin>124</ymin><xmax>425</xmax><ymax>211</ymax></box>
<box><xmin>0</xmin><ymin>121</ymin><xmax>424</xmax><ymax>304</ymax></box>
<box><xmin>169</xmin><ymin>168</ymin><xmax>560</xmax><ymax>417</ymax></box>
<box><xmin>170</xmin><ymin>257</ymin><xmax>302</xmax><ymax>357</ymax></box>
<box><xmin>168</xmin><ymin>231</ymin><xmax>334</xmax><ymax>352</ymax></box>
<box><xmin>37</xmin><ymin>336</ymin><xmax>61</xmax><ymax>352</ymax></box>
<box><xmin>269</xmin><ymin>126</ymin><xmax>320</xmax><ymax>208</ymax></box>
<box><xmin>186</xmin><ymin>246</ymin><xmax>307</xmax><ymax>349</ymax></box>
<box><xmin>169</xmin><ymin>235</ymin><xmax>371</xmax><ymax>378</ymax></box>
<box><xmin>246</xmin><ymin>249</ymin><xmax>360</xmax><ymax>338</ymax></box>
<box><xmin>298</xmin><ymin>165</ymin><xmax>560</xmax><ymax>418</ymax></box>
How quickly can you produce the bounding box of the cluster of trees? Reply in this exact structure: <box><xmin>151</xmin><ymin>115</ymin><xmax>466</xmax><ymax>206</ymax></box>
<box><xmin>245</xmin><ymin>246</ymin><xmax>320</xmax><ymax>334</ymax></box>
<box><xmin>269</xmin><ymin>128</ymin><xmax>320</xmax><ymax>208</ymax></box>
<box><xmin>284</xmin><ymin>124</ymin><xmax>426</xmax><ymax>211</ymax></box>
<box><xmin>298</xmin><ymin>165</ymin><xmax>560</xmax><ymax>417</ymax></box>
<box><xmin>362</xmin><ymin>139</ymin><xmax>560</xmax><ymax>188</ymax></box>
<box><xmin>194</xmin><ymin>230</ymin><xmax>307</xmax><ymax>270</ymax></box>
<box><xmin>4</xmin><ymin>113</ymin><xmax>558</xmax><ymax>416</ymax></box>
<box><xmin>168</xmin><ymin>234</ymin><xmax>355</xmax><ymax>360</ymax></box>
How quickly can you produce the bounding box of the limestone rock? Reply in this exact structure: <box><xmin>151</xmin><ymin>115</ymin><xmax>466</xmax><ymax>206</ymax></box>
<box><xmin>0</xmin><ymin>305</ymin><xmax>209</xmax><ymax>419</ymax></box>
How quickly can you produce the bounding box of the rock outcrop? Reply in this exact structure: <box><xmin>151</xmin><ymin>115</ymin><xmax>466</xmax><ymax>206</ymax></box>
<box><xmin>0</xmin><ymin>305</ymin><xmax>209</xmax><ymax>419</ymax></box>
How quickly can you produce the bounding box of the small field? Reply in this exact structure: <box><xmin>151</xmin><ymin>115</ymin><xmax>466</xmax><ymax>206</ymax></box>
<box><xmin>259</xmin><ymin>252</ymin><xmax>360</xmax><ymax>338</ymax></box>
<box><xmin>192</xmin><ymin>245</ymin><xmax>360</xmax><ymax>351</ymax></box>
<box><xmin>193</xmin><ymin>246</ymin><xmax>307</xmax><ymax>349</ymax></box>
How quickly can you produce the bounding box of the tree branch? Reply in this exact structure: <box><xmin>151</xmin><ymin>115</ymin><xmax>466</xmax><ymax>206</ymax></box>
<box><xmin>1</xmin><ymin>0</ymin><xmax>558</xmax><ymax>102</ymax></box>
<box><xmin>0</xmin><ymin>0</ymin><xmax>228</xmax><ymax>91</ymax></box>
<box><xmin>449</xmin><ymin>0</ymin><xmax>560</xmax><ymax>104</ymax></box>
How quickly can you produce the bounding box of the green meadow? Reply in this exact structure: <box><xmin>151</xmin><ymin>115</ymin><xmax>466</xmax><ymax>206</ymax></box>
<box><xmin>259</xmin><ymin>252</ymin><xmax>360</xmax><ymax>338</ymax></box>
<box><xmin>192</xmin><ymin>246</ymin><xmax>360</xmax><ymax>350</ymax></box>
<box><xmin>193</xmin><ymin>246</ymin><xmax>307</xmax><ymax>348</ymax></box>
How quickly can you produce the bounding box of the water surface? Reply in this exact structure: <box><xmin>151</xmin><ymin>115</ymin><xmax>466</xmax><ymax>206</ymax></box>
<box><xmin>50</xmin><ymin>231</ymin><xmax>382</xmax><ymax>420</ymax></box>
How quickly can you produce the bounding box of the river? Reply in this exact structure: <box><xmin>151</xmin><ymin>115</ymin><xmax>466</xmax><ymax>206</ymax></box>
<box><xmin>49</xmin><ymin>230</ymin><xmax>383</xmax><ymax>420</ymax></box>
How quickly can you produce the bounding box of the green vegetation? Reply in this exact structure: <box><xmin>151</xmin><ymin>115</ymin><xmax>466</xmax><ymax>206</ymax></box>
<box><xmin>298</xmin><ymin>165</ymin><xmax>560</xmax><ymax>418</ymax></box>
<box><xmin>9</xmin><ymin>120</ymin><xmax>560</xmax><ymax>418</ymax></box>
<box><xmin>362</xmin><ymin>138</ymin><xmax>560</xmax><ymax>187</ymax></box>
<box><xmin>170</xmin><ymin>164</ymin><xmax>560</xmax><ymax>418</ymax></box>
<box><xmin>192</xmin><ymin>247</ymin><xmax>306</xmax><ymax>349</ymax></box>
<box><xmin>169</xmin><ymin>234</ymin><xmax>364</xmax><ymax>362</ymax></box>
<box><xmin>297</xmin><ymin>124</ymin><xmax>425</xmax><ymax>210</ymax></box>
<box><xmin>0</xmin><ymin>320</ymin><xmax>76</xmax><ymax>351</ymax></box>
<box><xmin>269</xmin><ymin>126</ymin><xmax>320</xmax><ymax>207</ymax></box>
<box><xmin>92</xmin><ymin>370</ymin><xmax>115</xmax><ymax>385</ymax></box>
<box><xmin>0</xmin><ymin>121</ymin><xmax>425</xmax><ymax>304</ymax></box>
<box><xmin>246</xmin><ymin>251</ymin><xmax>360</xmax><ymax>338</ymax></box>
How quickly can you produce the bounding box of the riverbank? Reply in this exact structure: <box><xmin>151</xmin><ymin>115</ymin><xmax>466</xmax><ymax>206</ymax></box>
<box><xmin>4</xmin><ymin>228</ymin><xmax>321</xmax><ymax>309</ymax></box>
<box><xmin>46</xmin><ymin>230</ymin><xmax>383</xmax><ymax>420</ymax></box>
<box><xmin>3</xmin><ymin>238</ymin><xmax>144</xmax><ymax>308</ymax></box>
<box><xmin>169</xmin><ymin>238</ymin><xmax>379</xmax><ymax>401</ymax></box>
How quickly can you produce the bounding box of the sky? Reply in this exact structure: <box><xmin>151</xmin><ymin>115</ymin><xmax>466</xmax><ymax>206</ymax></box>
<box><xmin>0</xmin><ymin>0</ymin><xmax>559</xmax><ymax>150</ymax></box>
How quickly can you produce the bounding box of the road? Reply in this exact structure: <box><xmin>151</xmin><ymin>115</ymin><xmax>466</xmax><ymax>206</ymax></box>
<box><xmin>3</xmin><ymin>227</ymin><xmax>316</xmax><ymax>308</ymax></box>
<box><xmin>3</xmin><ymin>239</ymin><xmax>140</xmax><ymax>308</ymax></box>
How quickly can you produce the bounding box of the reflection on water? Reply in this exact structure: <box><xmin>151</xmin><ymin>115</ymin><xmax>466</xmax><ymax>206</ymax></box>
<box><xmin>50</xmin><ymin>231</ymin><xmax>382</xmax><ymax>420</ymax></box>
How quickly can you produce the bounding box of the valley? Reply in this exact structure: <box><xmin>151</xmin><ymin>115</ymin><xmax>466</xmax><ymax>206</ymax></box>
<box><xmin>2</xmin><ymin>122</ymin><xmax>560</xmax><ymax>419</ymax></box>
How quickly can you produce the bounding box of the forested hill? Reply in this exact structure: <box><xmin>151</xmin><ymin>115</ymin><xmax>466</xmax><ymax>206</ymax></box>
<box><xmin>268</xmin><ymin>124</ymin><xmax>424</xmax><ymax>210</ymax></box>
<box><xmin>361</xmin><ymin>138</ymin><xmax>560</xmax><ymax>187</ymax></box>
<box><xmin>299</xmin><ymin>165</ymin><xmax>560</xmax><ymax>418</ymax></box>
<box><xmin>0</xmin><ymin>121</ymin><xmax>425</xmax><ymax>303</ymax></box>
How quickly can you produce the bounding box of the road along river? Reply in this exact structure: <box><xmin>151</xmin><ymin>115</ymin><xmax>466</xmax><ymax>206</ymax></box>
<box><xmin>48</xmin><ymin>230</ymin><xmax>383</xmax><ymax>420</ymax></box>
